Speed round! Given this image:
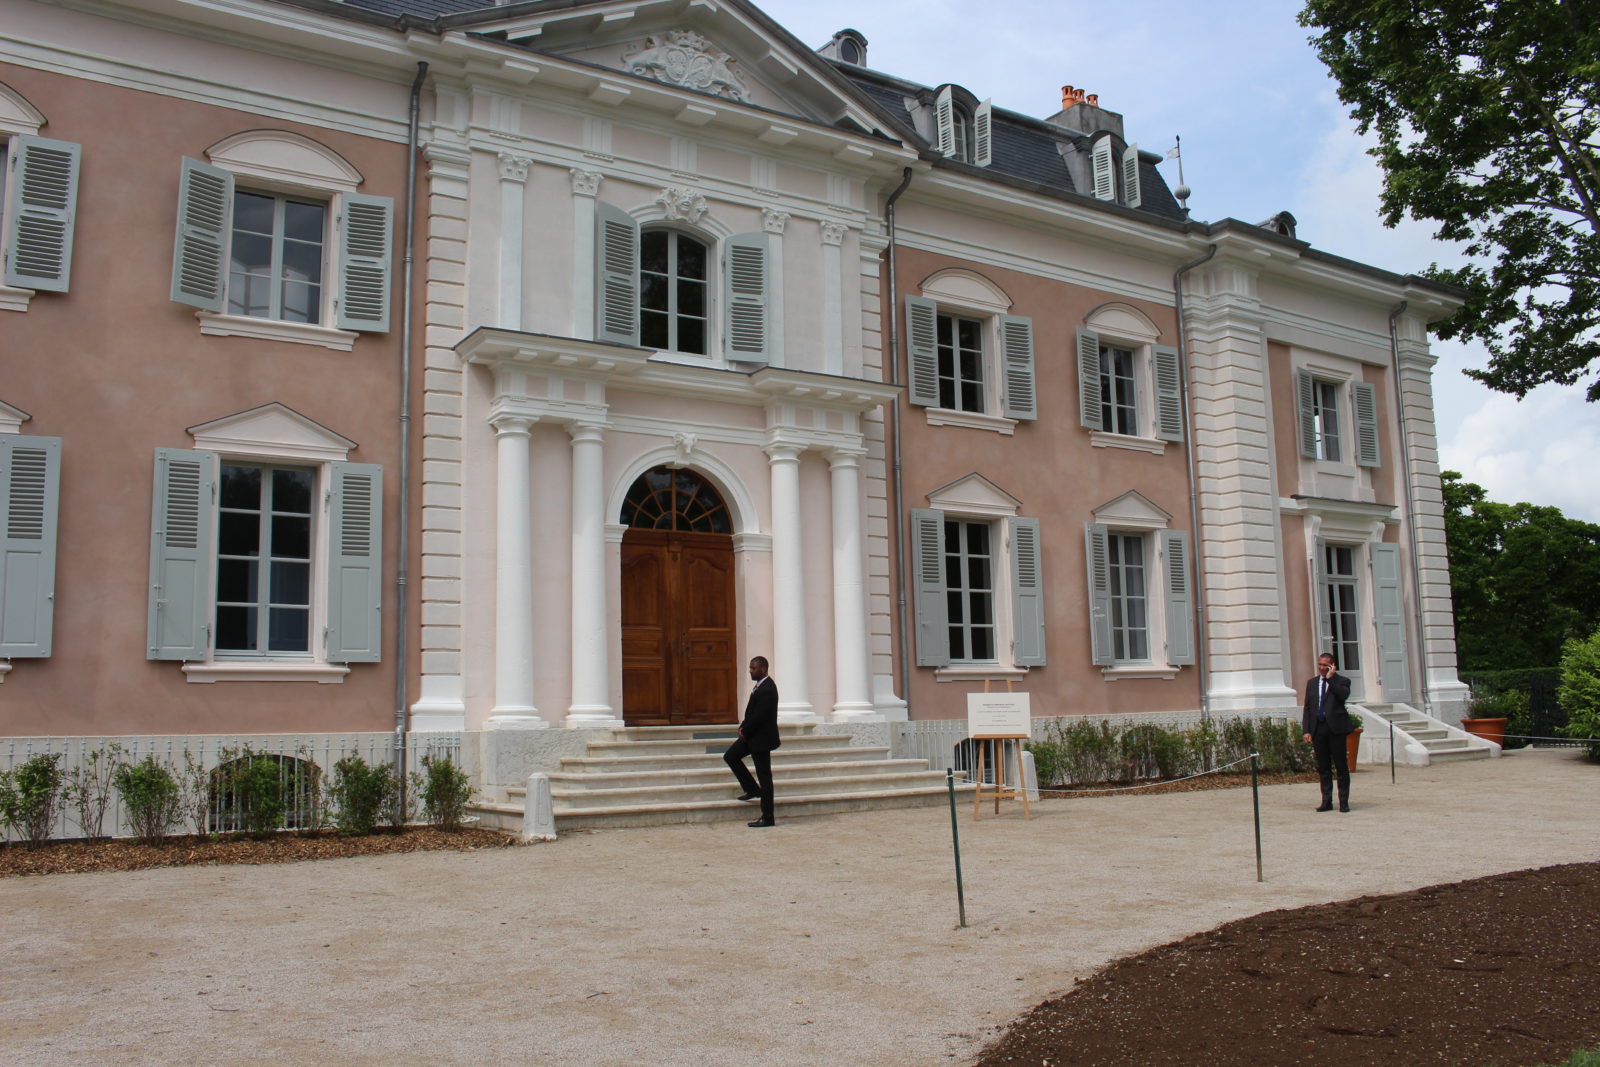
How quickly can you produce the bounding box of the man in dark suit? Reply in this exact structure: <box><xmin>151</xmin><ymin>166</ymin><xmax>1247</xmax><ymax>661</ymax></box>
<box><xmin>1302</xmin><ymin>651</ymin><xmax>1354</xmax><ymax>812</ymax></box>
<box><xmin>724</xmin><ymin>656</ymin><xmax>780</xmax><ymax>828</ymax></box>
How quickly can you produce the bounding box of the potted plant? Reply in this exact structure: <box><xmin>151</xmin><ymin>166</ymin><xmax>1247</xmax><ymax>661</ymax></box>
<box><xmin>1345</xmin><ymin>726</ymin><xmax>1363</xmax><ymax>769</ymax></box>
<box><xmin>1460</xmin><ymin>689</ymin><xmax>1525</xmax><ymax>747</ymax></box>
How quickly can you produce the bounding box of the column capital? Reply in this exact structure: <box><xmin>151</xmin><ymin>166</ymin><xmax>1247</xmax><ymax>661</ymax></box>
<box><xmin>570</xmin><ymin>168</ymin><xmax>603</xmax><ymax>197</ymax></box>
<box><xmin>825</xmin><ymin>446</ymin><xmax>867</xmax><ymax>469</ymax></box>
<box><xmin>762</xmin><ymin>207</ymin><xmax>791</xmax><ymax>235</ymax></box>
<box><xmin>490</xmin><ymin>413</ymin><xmax>536</xmax><ymax>437</ymax></box>
<box><xmin>763</xmin><ymin>441</ymin><xmax>805</xmax><ymax>463</ymax></box>
<box><xmin>568</xmin><ymin>420</ymin><xmax>608</xmax><ymax>444</ymax></box>
<box><xmin>819</xmin><ymin>220</ymin><xmax>848</xmax><ymax>246</ymax></box>
<box><xmin>497</xmin><ymin>152</ymin><xmax>532</xmax><ymax>183</ymax></box>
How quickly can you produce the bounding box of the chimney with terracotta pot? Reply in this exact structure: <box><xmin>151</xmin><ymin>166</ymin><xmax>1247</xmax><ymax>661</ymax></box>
<box><xmin>1047</xmin><ymin>83</ymin><xmax>1122</xmax><ymax>138</ymax></box>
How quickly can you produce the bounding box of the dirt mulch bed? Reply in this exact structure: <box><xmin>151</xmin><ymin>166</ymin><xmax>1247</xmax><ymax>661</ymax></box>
<box><xmin>1041</xmin><ymin>769</ymin><xmax>1320</xmax><ymax>796</ymax></box>
<box><xmin>0</xmin><ymin>826</ymin><xmax>518</xmax><ymax>878</ymax></box>
<box><xmin>976</xmin><ymin>861</ymin><xmax>1600</xmax><ymax>1067</ymax></box>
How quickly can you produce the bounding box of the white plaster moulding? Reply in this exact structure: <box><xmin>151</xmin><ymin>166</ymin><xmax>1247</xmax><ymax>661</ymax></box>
<box><xmin>197</xmin><ymin>312</ymin><xmax>359</xmax><ymax>351</ymax></box>
<box><xmin>182</xmin><ymin>662</ymin><xmax>350</xmax><ymax>683</ymax></box>
<box><xmin>1090</xmin><ymin>431</ymin><xmax>1167</xmax><ymax>454</ymax></box>
<box><xmin>0</xmin><ymin>285</ymin><xmax>34</xmax><ymax>313</ymax></box>
<box><xmin>923</xmin><ymin>409</ymin><xmax>1016</xmax><ymax>435</ymax></box>
<box><xmin>894</xmin><ymin>228</ymin><xmax>1174</xmax><ymax>308</ymax></box>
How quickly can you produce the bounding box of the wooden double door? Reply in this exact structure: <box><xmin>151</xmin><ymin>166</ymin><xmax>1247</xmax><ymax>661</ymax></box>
<box><xmin>620</xmin><ymin>529</ymin><xmax>739</xmax><ymax>725</ymax></box>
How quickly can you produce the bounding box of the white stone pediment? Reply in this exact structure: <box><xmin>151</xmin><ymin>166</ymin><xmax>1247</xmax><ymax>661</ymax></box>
<box><xmin>480</xmin><ymin>4</ymin><xmax>889</xmax><ymax>134</ymax></box>
<box><xmin>1092</xmin><ymin>490</ymin><xmax>1172</xmax><ymax>529</ymax></box>
<box><xmin>188</xmin><ymin>403</ymin><xmax>356</xmax><ymax>463</ymax></box>
<box><xmin>0</xmin><ymin>398</ymin><xmax>31</xmax><ymax>434</ymax></box>
<box><xmin>0</xmin><ymin>81</ymin><xmax>45</xmax><ymax>136</ymax></box>
<box><xmin>1086</xmin><ymin>302</ymin><xmax>1161</xmax><ymax>343</ymax></box>
<box><xmin>206</xmin><ymin>131</ymin><xmax>362</xmax><ymax>194</ymax></box>
<box><xmin>927</xmin><ymin>473</ymin><xmax>1021</xmax><ymax>518</ymax></box>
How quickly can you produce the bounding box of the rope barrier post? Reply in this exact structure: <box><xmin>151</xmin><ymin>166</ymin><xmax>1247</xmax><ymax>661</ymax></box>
<box><xmin>945</xmin><ymin>768</ymin><xmax>967</xmax><ymax>929</ymax></box>
<box><xmin>1390</xmin><ymin>718</ymin><xmax>1396</xmax><ymax>785</ymax></box>
<box><xmin>1250</xmin><ymin>751</ymin><xmax>1263</xmax><ymax>883</ymax></box>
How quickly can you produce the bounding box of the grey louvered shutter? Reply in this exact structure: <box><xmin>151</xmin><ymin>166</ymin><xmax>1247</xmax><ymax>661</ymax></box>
<box><xmin>1000</xmin><ymin>315</ymin><xmax>1037</xmax><ymax>421</ymax></box>
<box><xmin>1121</xmin><ymin>143</ymin><xmax>1142</xmax><ymax>208</ymax></box>
<box><xmin>1371</xmin><ymin>542</ymin><xmax>1410</xmax><ymax>701</ymax></box>
<box><xmin>147</xmin><ymin>449</ymin><xmax>215</xmax><ymax>661</ymax></box>
<box><xmin>1160</xmin><ymin>530</ymin><xmax>1194</xmax><ymax>665</ymax></box>
<box><xmin>1313</xmin><ymin>546</ymin><xmax>1332</xmax><ymax>651</ymax></box>
<box><xmin>594</xmin><ymin>201</ymin><xmax>639</xmax><ymax>345</ymax></box>
<box><xmin>335</xmin><ymin>194</ymin><xmax>393</xmax><ymax>333</ymax></box>
<box><xmin>1090</xmin><ymin>138</ymin><xmax>1116</xmax><ymax>201</ymax></box>
<box><xmin>974</xmin><ymin>99</ymin><xmax>993</xmax><ymax>167</ymax></box>
<box><xmin>910</xmin><ymin>508</ymin><xmax>949</xmax><ymax>667</ymax></box>
<box><xmin>1296</xmin><ymin>370</ymin><xmax>1318</xmax><ymax>459</ymax></box>
<box><xmin>1084</xmin><ymin>523</ymin><xmax>1113</xmax><ymax>665</ymax></box>
<box><xmin>1076</xmin><ymin>327</ymin><xmax>1103</xmax><ymax>430</ymax></box>
<box><xmin>3</xmin><ymin>136</ymin><xmax>81</xmax><ymax>292</ymax></box>
<box><xmin>170</xmin><ymin>157</ymin><xmax>233</xmax><ymax>311</ymax></box>
<box><xmin>906</xmin><ymin>296</ymin><xmax>940</xmax><ymax>407</ymax></box>
<box><xmin>725</xmin><ymin>232</ymin><xmax>770</xmax><ymax>363</ymax></box>
<box><xmin>1153</xmin><ymin>345</ymin><xmax>1184</xmax><ymax>442</ymax></box>
<box><xmin>326</xmin><ymin>462</ymin><xmax>384</xmax><ymax>663</ymax></box>
<box><xmin>0</xmin><ymin>436</ymin><xmax>62</xmax><ymax>658</ymax></box>
<box><xmin>1009</xmin><ymin>517</ymin><xmax>1045</xmax><ymax>667</ymax></box>
<box><xmin>1352</xmin><ymin>380</ymin><xmax>1381</xmax><ymax>467</ymax></box>
<box><xmin>934</xmin><ymin>86</ymin><xmax>956</xmax><ymax>157</ymax></box>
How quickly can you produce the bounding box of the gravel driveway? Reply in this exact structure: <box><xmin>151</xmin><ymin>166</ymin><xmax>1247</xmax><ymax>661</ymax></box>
<box><xmin>4</xmin><ymin>747</ymin><xmax>1596</xmax><ymax>1066</ymax></box>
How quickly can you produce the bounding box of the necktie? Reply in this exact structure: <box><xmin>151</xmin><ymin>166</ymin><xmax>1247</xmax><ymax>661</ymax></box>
<box><xmin>1319</xmin><ymin>679</ymin><xmax>1328</xmax><ymax>720</ymax></box>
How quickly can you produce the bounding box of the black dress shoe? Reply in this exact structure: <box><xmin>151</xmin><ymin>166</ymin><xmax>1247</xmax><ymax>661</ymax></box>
<box><xmin>1339</xmin><ymin>803</ymin><xmax>1351</xmax><ymax>813</ymax></box>
<box><xmin>747</xmin><ymin>818</ymin><xmax>775</xmax><ymax>828</ymax></box>
<box><xmin>737</xmin><ymin>792</ymin><xmax>759</xmax><ymax>802</ymax></box>
<box><xmin>1315</xmin><ymin>803</ymin><xmax>1333</xmax><ymax>812</ymax></box>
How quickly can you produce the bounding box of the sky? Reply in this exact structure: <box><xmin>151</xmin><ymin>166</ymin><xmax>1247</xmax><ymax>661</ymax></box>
<box><xmin>753</xmin><ymin>0</ymin><xmax>1600</xmax><ymax>523</ymax></box>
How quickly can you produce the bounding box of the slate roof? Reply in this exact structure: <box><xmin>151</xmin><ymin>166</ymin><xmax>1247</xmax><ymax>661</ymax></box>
<box><xmin>338</xmin><ymin>0</ymin><xmax>489</xmax><ymax>15</ymax></box>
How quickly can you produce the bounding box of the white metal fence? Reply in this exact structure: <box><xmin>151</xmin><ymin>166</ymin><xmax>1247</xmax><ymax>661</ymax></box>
<box><xmin>1</xmin><ymin>732</ymin><xmax>461</xmax><ymax>843</ymax></box>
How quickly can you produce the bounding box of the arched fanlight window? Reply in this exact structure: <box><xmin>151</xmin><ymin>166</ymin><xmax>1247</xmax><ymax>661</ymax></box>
<box><xmin>621</xmin><ymin>467</ymin><xmax>731</xmax><ymax>533</ymax></box>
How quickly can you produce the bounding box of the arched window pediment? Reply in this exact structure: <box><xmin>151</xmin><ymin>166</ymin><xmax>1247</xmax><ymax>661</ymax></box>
<box><xmin>206</xmin><ymin>130</ymin><xmax>363</xmax><ymax>194</ymax></box>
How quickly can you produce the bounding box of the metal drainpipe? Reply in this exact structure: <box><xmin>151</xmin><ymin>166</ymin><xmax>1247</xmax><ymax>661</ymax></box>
<box><xmin>1174</xmin><ymin>243</ymin><xmax>1217</xmax><ymax>721</ymax></box>
<box><xmin>394</xmin><ymin>61</ymin><xmax>428</xmax><ymax>781</ymax></box>
<box><xmin>883</xmin><ymin>168</ymin><xmax>915</xmax><ymax>708</ymax></box>
<box><xmin>1388</xmin><ymin>300</ymin><xmax>1430</xmax><ymax>714</ymax></box>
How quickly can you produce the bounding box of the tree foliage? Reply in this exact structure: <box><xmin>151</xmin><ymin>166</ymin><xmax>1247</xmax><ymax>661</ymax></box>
<box><xmin>1300</xmin><ymin>0</ymin><xmax>1600</xmax><ymax>400</ymax></box>
<box><xmin>1442</xmin><ymin>471</ymin><xmax>1600</xmax><ymax>670</ymax></box>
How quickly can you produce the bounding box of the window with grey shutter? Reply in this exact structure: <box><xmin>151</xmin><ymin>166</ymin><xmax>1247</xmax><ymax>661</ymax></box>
<box><xmin>934</xmin><ymin>86</ymin><xmax>957</xmax><ymax>157</ymax></box>
<box><xmin>1352</xmin><ymin>380</ymin><xmax>1381</xmax><ymax>467</ymax></box>
<box><xmin>724</xmin><ymin>232</ymin><xmax>770</xmax><ymax>362</ymax></box>
<box><xmin>1153</xmin><ymin>345</ymin><xmax>1184</xmax><ymax>442</ymax></box>
<box><xmin>0</xmin><ymin>435</ymin><xmax>62</xmax><ymax>658</ymax></box>
<box><xmin>1010</xmin><ymin>517</ymin><xmax>1045</xmax><ymax>667</ymax></box>
<box><xmin>1371</xmin><ymin>542</ymin><xmax>1409</xmax><ymax>701</ymax></box>
<box><xmin>1084</xmin><ymin>522</ymin><xmax>1113</xmax><ymax>666</ymax></box>
<box><xmin>910</xmin><ymin>508</ymin><xmax>950</xmax><ymax>666</ymax></box>
<box><xmin>326</xmin><ymin>462</ymin><xmax>383</xmax><ymax>663</ymax></box>
<box><xmin>147</xmin><ymin>448</ymin><xmax>215</xmax><ymax>660</ymax></box>
<box><xmin>905</xmin><ymin>296</ymin><xmax>941</xmax><ymax>407</ymax></box>
<box><xmin>974</xmin><ymin>99</ymin><xmax>993</xmax><ymax>167</ymax></box>
<box><xmin>1076</xmin><ymin>327</ymin><xmax>1104</xmax><ymax>430</ymax></box>
<box><xmin>999</xmin><ymin>315</ymin><xmax>1037</xmax><ymax>421</ymax></box>
<box><xmin>1160</xmin><ymin>530</ymin><xmax>1194</xmax><ymax>665</ymax></box>
<box><xmin>3</xmin><ymin>136</ymin><xmax>81</xmax><ymax>292</ymax></box>
<box><xmin>1296</xmin><ymin>370</ymin><xmax>1319</xmax><ymax>459</ymax></box>
<box><xmin>594</xmin><ymin>201</ymin><xmax>640</xmax><ymax>345</ymax></box>
<box><xmin>1121</xmin><ymin>144</ymin><xmax>1142</xmax><ymax>209</ymax></box>
<box><xmin>335</xmin><ymin>193</ymin><xmax>393</xmax><ymax>333</ymax></box>
<box><xmin>170</xmin><ymin>158</ymin><xmax>234</xmax><ymax>311</ymax></box>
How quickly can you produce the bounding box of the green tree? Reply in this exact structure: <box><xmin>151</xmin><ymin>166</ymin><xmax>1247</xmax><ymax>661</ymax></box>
<box><xmin>1557</xmin><ymin>624</ymin><xmax>1600</xmax><ymax>758</ymax></box>
<box><xmin>1442</xmin><ymin>471</ymin><xmax>1600</xmax><ymax>670</ymax></box>
<box><xmin>1300</xmin><ymin>0</ymin><xmax>1600</xmax><ymax>400</ymax></box>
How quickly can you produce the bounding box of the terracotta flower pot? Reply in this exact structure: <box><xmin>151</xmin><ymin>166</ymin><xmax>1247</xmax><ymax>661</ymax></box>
<box><xmin>1460</xmin><ymin>716</ymin><xmax>1509</xmax><ymax>746</ymax></box>
<box><xmin>1345</xmin><ymin>727</ymin><xmax>1363</xmax><ymax>768</ymax></box>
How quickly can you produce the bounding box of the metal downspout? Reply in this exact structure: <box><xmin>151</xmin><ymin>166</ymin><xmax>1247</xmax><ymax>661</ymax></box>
<box><xmin>1388</xmin><ymin>301</ymin><xmax>1430</xmax><ymax>714</ymax></box>
<box><xmin>395</xmin><ymin>61</ymin><xmax>428</xmax><ymax>780</ymax></box>
<box><xmin>883</xmin><ymin>168</ymin><xmax>915</xmax><ymax>709</ymax></box>
<box><xmin>1174</xmin><ymin>244</ymin><xmax>1217</xmax><ymax>721</ymax></box>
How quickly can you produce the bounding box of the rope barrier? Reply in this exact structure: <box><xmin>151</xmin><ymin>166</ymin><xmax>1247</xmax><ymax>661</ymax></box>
<box><xmin>1036</xmin><ymin>754</ymin><xmax>1260</xmax><ymax>796</ymax></box>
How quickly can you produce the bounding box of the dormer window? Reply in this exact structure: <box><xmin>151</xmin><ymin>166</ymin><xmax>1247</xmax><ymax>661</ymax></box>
<box><xmin>1089</xmin><ymin>134</ymin><xmax>1143</xmax><ymax>208</ymax></box>
<box><xmin>934</xmin><ymin>86</ymin><xmax>992</xmax><ymax>167</ymax></box>
<box><xmin>820</xmin><ymin>29</ymin><xmax>868</xmax><ymax>67</ymax></box>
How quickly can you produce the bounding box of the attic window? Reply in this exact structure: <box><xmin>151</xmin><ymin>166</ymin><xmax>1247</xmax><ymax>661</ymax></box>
<box><xmin>822</xmin><ymin>29</ymin><xmax>868</xmax><ymax>67</ymax></box>
<box><xmin>934</xmin><ymin>87</ymin><xmax>992</xmax><ymax>167</ymax></box>
<box><xmin>1089</xmin><ymin>134</ymin><xmax>1142</xmax><ymax>208</ymax></box>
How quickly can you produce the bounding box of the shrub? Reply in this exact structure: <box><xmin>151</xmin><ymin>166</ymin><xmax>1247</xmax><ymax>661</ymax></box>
<box><xmin>330</xmin><ymin>755</ymin><xmax>398</xmax><ymax>836</ymax></box>
<box><xmin>1558</xmin><ymin>624</ymin><xmax>1600</xmax><ymax>759</ymax></box>
<box><xmin>1467</xmin><ymin>688</ymin><xmax>1533</xmax><ymax>749</ymax></box>
<box><xmin>210</xmin><ymin>750</ymin><xmax>323</xmax><ymax>836</ymax></box>
<box><xmin>1023</xmin><ymin>740</ymin><xmax>1064</xmax><ymax>788</ymax></box>
<box><xmin>113</xmin><ymin>757</ymin><xmax>182</xmax><ymax>845</ymax></box>
<box><xmin>1057</xmin><ymin>718</ymin><xmax>1119</xmax><ymax>785</ymax></box>
<box><xmin>1185</xmin><ymin>718</ymin><xmax>1220</xmax><ymax>772</ymax></box>
<box><xmin>418</xmin><ymin>755</ymin><xmax>473</xmax><ymax>831</ymax></box>
<box><xmin>0</xmin><ymin>753</ymin><xmax>65</xmax><ymax>847</ymax></box>
<box><xmin>1119</xmin><ymin>725</ymin><xmax>1192</xmax><ymax>782</ymax></box>
<box><xmin>1219</xmin><ymin>717</ymin><xmax>1257</xmax><ymax>766</ymax></box>
<box><xmin>64</xmin><ymin>744</ymin><xmax>121</xmax><ymax>839</ymax></box>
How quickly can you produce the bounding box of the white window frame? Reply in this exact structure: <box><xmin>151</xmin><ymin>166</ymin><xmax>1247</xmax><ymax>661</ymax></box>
<box><xmin>912</xmin><ymin>270</ymin><xmax>1031</xmax><ymax>435</ymax></box>
<box><xmin>1080</xmin><ymin>303</ymin><xmax>1175</xmax><ymax>454</ymax></box>
<box><xmin>637</xmin><ymin>223</ymin><xmax>716</xmax><ymax>364</ymax></box>
<box><xmin>0</xmin><ymin>82</ymin><xmax>51</xmax><ymax>313</ymax></box>
<box><xmin>169</xmin><ymin>404</ymin><xmax>368</xmax><ymax>683</ymax></box>
<box><xmin>1088</xmin><ymin>491</ymin><xmax>1187</xmax><ymax>680</ymax></box>
<box><xmin>187</xmin><ymin>132</ymin><xmax>372</xmax><ymax>352</ymax></box>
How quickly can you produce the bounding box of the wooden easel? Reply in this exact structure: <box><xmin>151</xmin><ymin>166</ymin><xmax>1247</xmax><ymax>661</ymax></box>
<box><xmin>972</xmin><ymin>678</ymin><xmax>1031</xmax><ymax>820</ymax></box>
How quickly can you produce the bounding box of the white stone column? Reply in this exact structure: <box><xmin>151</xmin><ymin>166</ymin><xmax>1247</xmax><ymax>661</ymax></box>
<box><xmin>487</xmin><ymin>414</ymin><xmax>545</xmax><ymax>728</ymax></box>
<box><xmin>820</xmin><ymin>221</ymin><xmax>847</xmax><ymax>376</ymax></box>
<box><xmin>827</xmin><ymin>448</ymin><xmax>875</xmax><ymax>721</ymax></box>
<box><xmin>567</xmin><ymin>421</ymin><xmax>619</xmax><ymax>727</ymax></box>
<box><xmin>497</xmin><ymin>154</ymin><xmax>530</xmax><ymax>330</ymax></box>
<box><xmin>570</xmin><ymin>169</ymin><xmax>602</xmax><ymax>339</ymax></box>
<box><xmin>762</xmin><ymin>208</ymin><xmax>789</xmax><ymax>368</ymax></box>
<box><xmin>765</xmin><ymin>442</ymin><xmax>814</xmax><ymax>720</ymax></box>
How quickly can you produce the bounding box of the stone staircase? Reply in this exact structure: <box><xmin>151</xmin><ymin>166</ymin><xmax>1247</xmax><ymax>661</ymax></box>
<box><xmin>472</xmin><ymin>723</ymin><xmax>972</xmax><ymax>834</ymax></box>
<box><xmin>1354</xmin><ymin>702</ymin><xmax>1499</xmax><ymax>765</ymax></box>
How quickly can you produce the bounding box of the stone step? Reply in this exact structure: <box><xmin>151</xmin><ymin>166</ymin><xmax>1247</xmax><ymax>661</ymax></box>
<box><xmin>1426</xmin><ymin>746</ymin><xmax>1494</xmax><ymax>762</ymax></box>
<box><xmin>1406</xmin><ymin>728</ymin><xmax>1449</xmax><ymax>741</ymax></box>
<box><xmin>607</xmin><ymin>723</ymin><xmax>813</xmax><ymax>742</ymax></box>
<box><xmin>581</xmin><ymin>734</ymin><xmax>855</xmax><ymax>758</ymax></box>
<box><xmin>543</xmin><ymin>758</ymin><xmax>937</xmax><ymax>793</ymax></box>
<box><xmin>1419</xmin><ymin>737</ymin><xmax>1473</xmax><ymax>751</ymax></box>
<box><xmin>542</xmin><ymin>770</ymin><xmax>954</xmax><ymax>810</ymax></box>
<box><xmin>558</xmin><ymin>746</ymin><xmax>892</xmax><ymax>774</ymax></box>
<box><xmin>547</xmin><ymin>784</ymin><xmax>976</xmax><ymax>830</ymax></box>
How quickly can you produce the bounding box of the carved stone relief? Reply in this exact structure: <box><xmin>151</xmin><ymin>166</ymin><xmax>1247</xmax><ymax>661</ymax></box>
<box><xmin>623</xmin><ymin>30</ymin><xmax>749</xmax><ymax>102</ymax></box>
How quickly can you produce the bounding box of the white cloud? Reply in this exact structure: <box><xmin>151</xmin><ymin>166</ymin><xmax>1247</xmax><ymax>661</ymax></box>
<box><xmin>1441</xmin><ymin>383</ymin><xmax>1600</xmax><ymax>522</ymax></box>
